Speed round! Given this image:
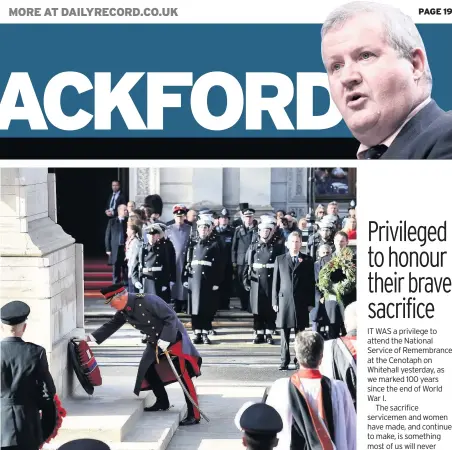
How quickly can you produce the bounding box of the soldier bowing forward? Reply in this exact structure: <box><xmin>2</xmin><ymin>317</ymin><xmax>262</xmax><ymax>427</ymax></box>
<box><xmin>244</xmin><ymin>217</ymin><xmax>286</xmax><ymax>345</ymax></box>
<box><xmin>132</xmin><ymin>223</ymin><xmax>176</xmax><ymax>303</ymax></box>
<box><xmin>85</xmin><ymin>284</ymin><xmax>202</xmax><ymax>426</ymax></box>
<box><xmin>184</xmin><ymin>217</ymin><xmax>225</xmax><ymax>345</ymax></box>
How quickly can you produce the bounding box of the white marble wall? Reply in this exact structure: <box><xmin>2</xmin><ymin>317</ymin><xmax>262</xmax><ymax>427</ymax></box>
<box><xmin>0</xmin><ymin>168</ymin><xmax>84</xmax><ymax>399</ymax></box>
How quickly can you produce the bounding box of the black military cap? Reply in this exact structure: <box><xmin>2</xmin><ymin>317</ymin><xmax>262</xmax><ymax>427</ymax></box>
<box><xmin>236</xmin><ymin>402</ymin><xmax>283</xmax><ymax>436</ymax></box>
<box><xmin>1</xmin><ymin>301</ymin><xmax>30</xmax><ymax>325</ymax></box>
<box><xmin>242</xmin><ymin>208</ymin><xmax>255</xmax><ymax>216</ymax></box>
<box><xmin>219</xmin><ymin>208</ymin><xmax>229</xmax><ymax>218</ymax></box>
<box><xmin>99</xmin><ymin>283</ymin><xmax>127</xmax><ymax>303</ymax></box>
<box><xmin>58</xmin><ymin>439</ymin><xmax>110</xmax><ymax>450</ymax></box>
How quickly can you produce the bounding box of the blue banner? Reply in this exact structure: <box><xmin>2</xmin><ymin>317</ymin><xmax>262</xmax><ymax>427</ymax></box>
<box><xmin>0</xmin><ymin>24</ymin><xmax>450</xmax><ymax>137</ymax></box>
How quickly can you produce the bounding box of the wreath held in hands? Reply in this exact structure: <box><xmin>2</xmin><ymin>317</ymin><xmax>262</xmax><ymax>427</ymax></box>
<box><xmin>317</xmin><ymin>248</ymin><xmax>356</xmax><ymax>303</ymax></box>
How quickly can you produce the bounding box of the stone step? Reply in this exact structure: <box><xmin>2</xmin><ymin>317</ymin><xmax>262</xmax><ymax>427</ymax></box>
<box><xmin>43</xmin><ymin>377</ymin><xmax>186</xmax><ymax>450</ymax></box>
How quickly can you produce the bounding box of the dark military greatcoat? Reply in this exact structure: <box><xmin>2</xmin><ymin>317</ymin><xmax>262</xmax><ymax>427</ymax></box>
<box><xmin>272</xmin><ymin>252</ymin><xmax>315</xmax><ymax>330</ymax></box>
<box><xmin>132</xmin><ymin>239</ymin><xmax>176</xmax><ymax>302</ymax></box>
<box><xmin>184</xmin><ymin>236</ymin><xmax>224</xmax><ymax>316</ymax></box>
<box><xmin>243</xmin><ymin>236</ymin><xmax>286</xmax><ymax>315</ymax></box>
<box><xmin>91</xmin><ymin>294</ymin><xmax>201</xmax><ymax>396</ymax></box>
<box><xmin>1</xmin><ymin>337</ymin><xmax>56</xmax><ymax>449</ymax></box>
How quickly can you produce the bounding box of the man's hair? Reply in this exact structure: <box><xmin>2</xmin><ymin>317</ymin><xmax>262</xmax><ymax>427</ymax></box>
<box><xmin>112</xmin><ymin>180</ymin><xmax>120</xmax><ymax>185</ymax></box>
<box><xmin>335</xmin><ymin>230</ymin><xmax>349</xmax><ymax>241</ymax></box>
<box><xmin>294</xmin><ymin>331</ymin><xmax>324</xmax><ymax>369</ymax></box>
<box><xmin>288</xmin><ymin>231</ymin><xmax>302</xmax><ymax>241</ymax></box>
<box><xmin>318</xmin><ymin>243</ymin><xmax>332</xmax><ymax>254</ymax></box>
<box><xmin>276</xmin><ymin>209</ymin><xmax>286</xmax><ymax>216</ymax></box>
<box><xmin>244</xmin><ymin>432</ymin><xmax>278</xmax><ymax>450</ymax></box>
<box><xmin>321</xmin><ymin>1</ymin><xmax>432</xmax><ymax>90</ymax></box>
<box><xmin>344</xmin><ymin>302</ymin><xmax>358</xmax><ymax>333</ymax></box>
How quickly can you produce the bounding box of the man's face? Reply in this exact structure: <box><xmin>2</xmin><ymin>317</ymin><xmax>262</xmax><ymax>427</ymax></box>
<box><xmin>151</xmin><ymin>213</ymin><xmax>160</xmax><ymax>220</ymax></box>
<box><xmin>349</xmin><ymin>208</ymin><xmax>356</xmax><ymax>218</ymax></box>
<box><xmin>327</xmin><ymin>204</ymin><xmax>338</xmax><ymax>215</ymax></box>
<box><xmin>187</xmin><ymin>210</ymin><xmax>197</xmax><ymax>222</ymax></box>
<box><xmin>110</xmin><ymin>292</ymin><xmax>127</xmax><ymax>310</ymax></box>
<box><xmin>118</xmin><ymin>204</ymin><xmax>127</xmax><ymax>217</ymax></box>
<box><xmin>243</xmin><ymin>215</ymin><xmax>254</xmax><ymax>227</ymax></box>
<box><xmin>276</xmin><ymin>211</ymin><xmax>285</xmax><ymax>219</ymax></box>
<box><xmin>334</xmin><ymin>234</ymin><xmax>348</xmax><ymax>250</ymax></box>
<box><xmin>149</xmin><ymin>233</ymin><xmax>160</xmax><ymax>244</ymax></box>
<box><xmin>219</xmin><ymin>217</ymin><xmax>229</xmax><ymax>227</ymax></box>
<box><xmin>319</xmin><ymin>246</ymin><xmax>331</xmax><ymax>258</ymax></box>
<box><xmin>112</xmin><ymin>181</ymin><xmax>120</xmax><ymax>192</ymax></box>
<box><xmin>322</xmin><ymin>14</ymin><xmax>422</xmax><ymax>145</ymax></box>
<box><xmin>198</xmin><ymin>225</ymin><xmax>209</xmax><ymax>239</ymax></box>
<box><xmin>127</xmin><ymin>202</ymin><xmax>134</xmax><ymax>213</ymax></box>
<box><xmin>288</xmin><ymin>235</ymin><xmax>302</xmax><ymax>254</ymax></box>
<box><xmin>174</xmin><ymin>214</ymin><xmax>186</xmax><ymax>224</ymax></box>
<box><xmin>319</xmin><ymin>227</ymin><xmax>331</xmax><ymax>240</ymax></box>
<box><xmin>259</xmin><ymin>228</ymin><xmax>271</xmax><ymax>240</ymax></box>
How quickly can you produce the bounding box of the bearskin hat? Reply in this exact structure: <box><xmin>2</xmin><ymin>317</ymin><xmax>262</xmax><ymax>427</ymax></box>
<box><xmin>144</xmin><ymin>194</ymin><xmax>163</xmax><ymax>216</ymax></box>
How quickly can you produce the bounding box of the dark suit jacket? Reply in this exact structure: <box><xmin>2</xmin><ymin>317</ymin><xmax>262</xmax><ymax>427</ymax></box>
<box><xmin>106</xmin><ymin>191</ymin><xmax>127</xmax><ymax>216</ymax></box>
<box><xmin>381</xmin><ymin>100</ymin><xmax>452</xmax><ymax>159</ymax></box>
<box><xmin>1</xmin><ymin>337</ymin><xmax>56</xmax><ymax>449</ymax></box>
<box><xmin>105</xmin><ymin>217</ymin><xmax>128</xmax><ymax>265</ymax></box>
<box><xmin>272</xmin><ymin>253</ymin><xmax>315</xmax><ymax>330</ymax></box>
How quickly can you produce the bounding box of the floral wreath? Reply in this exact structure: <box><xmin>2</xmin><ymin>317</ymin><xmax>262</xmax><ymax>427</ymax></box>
<box><xmin>317</xmin><ymin>247</ymin><xmax>356</xmax><ymax>303</ymax></box>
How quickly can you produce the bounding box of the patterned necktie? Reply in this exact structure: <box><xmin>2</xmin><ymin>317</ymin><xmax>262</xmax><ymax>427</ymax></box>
<box><xmin>110</xmin><ymin>192</ymin><xmax>116</xmax><ymax>209</ymax></box>
<box><xmin>364</xmin><ymin>144</ymin><xmax>388</xmax><ymax>159</ymax></box>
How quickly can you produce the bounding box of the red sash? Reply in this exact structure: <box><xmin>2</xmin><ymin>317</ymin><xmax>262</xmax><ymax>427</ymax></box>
<box><xmin>340</xmin><ymin>336</ymin><xmax>357</xmax><ymax>362</ymax></box>
<box><xmin>290</xmin><ymin>370</ymin><xmax>334</xmax><ymax>450</ymax></box>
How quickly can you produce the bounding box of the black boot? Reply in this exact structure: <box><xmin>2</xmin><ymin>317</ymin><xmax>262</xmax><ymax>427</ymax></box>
<box><xmin>202</xmin><ymin>333</ymin><xmax>211</xmax><ymax>344</ymax></box>
<box><xmin>180</xmin><ymin>416</ymin><xmax>200</xmax><ymax>426</ymax></box>
<box><xmin>192</xmin><ymin>333</ymin><xmax>203</xmax><ymax>344</ymax></box>
<box><xmin>266</xmin><ymin>334</ymin><xmax>274</xmax><ymax>345</ymax></box>
<box><xmin>144</xmin><ymin>399</ymin><xmax>170</xmax><ymax>412</ymax></box>
<box><xmin>253</xmin><ymin>334</ymin><xmax>265</xmax><ymax>344</ymax></box>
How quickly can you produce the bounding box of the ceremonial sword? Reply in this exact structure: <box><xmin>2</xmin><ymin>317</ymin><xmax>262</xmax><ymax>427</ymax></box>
<box><xmin>163</xmin><ymin>350</ymin><xmax>210</xmax><ymax>422</ymax></box>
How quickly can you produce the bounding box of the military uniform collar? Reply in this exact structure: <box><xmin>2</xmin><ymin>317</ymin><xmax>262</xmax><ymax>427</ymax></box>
<box><xmin>1</xmin><ymin>336</ymin><xmax>24</xmax><ymax>342</ymax></box>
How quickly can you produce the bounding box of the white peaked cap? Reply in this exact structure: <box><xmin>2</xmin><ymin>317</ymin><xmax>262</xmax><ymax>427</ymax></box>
<box><xmin>234</xmin><ymin>401</ymin><xmax>256</xmax><ymax>431</ymax></box>
<box><xmin>197</xmin><ymin>218</ymin><xmax>212</xmax><ymax>227</ymax></box>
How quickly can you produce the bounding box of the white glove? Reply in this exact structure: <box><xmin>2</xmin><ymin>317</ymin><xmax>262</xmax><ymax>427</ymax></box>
<box><xmin>158</xmin><ymin>339</ymin><xmax>170</xmax><ymax>351</ymax></box>
<box><xmin>212</xmin><ymin>285</ymin><xmax>219</xmax><ymax>291</ymax></box>
<box><xmin>135</xmin><ymin>281</ymin><xmax>143</xmax><ymax>289</ymax></box>
<box><xmin>273</xmin><ymin>305</ymin><xmax>279</xmax><ymax>312</ymax></box>
<box><xmin>245</xmin><ymin>286</ymin><xmax>250</xmax><ymax>292</ymax></box>
<box><xmin>161</xmin><ymin>286</ymin><xmax>167</xmax><ymax>292</ymax></box>
<box><xmin>170</xmin><ymin>282</ymin><xmax>175</xmax><ymax>288</ymax></box>
<box><xmin>183</xmin><ymin>282</ymin><xmax>189</xmax><ymax>288</ymax></box>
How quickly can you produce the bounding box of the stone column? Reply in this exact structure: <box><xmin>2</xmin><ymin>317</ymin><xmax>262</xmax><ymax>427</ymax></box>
<box><xmin>239</xmin><ymin>168</ymin><xmax>273</xmax><ymax>215</ymax></box>
<box><xmin>131</xmin><ymin>167</ymin><xmax>161</xmax><ymax>206</ymax></box>
<box><xmin>0</xmin><ymin>168</ymin><xmax>84</xmax><ymax>399</ymax></box>
<box><xmin>286</xmin><ymin>168</ymin><xmax>310</xmax><ymax>217</ymax></box>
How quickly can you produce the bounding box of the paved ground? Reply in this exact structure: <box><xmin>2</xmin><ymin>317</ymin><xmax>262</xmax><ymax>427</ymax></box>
<box><xmin>85</xmin><ymin>298</ymin><xmax>298</xmax><ymax>449</ymax></box>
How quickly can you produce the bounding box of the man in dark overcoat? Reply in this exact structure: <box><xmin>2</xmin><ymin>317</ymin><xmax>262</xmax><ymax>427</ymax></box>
<box><xmin>1</xmin><ymin>301</ymin><xmax>59</xmax><ymax>450</ymax></box>
<box><xmin>85</xmin><ymin>284</ymin><xmax>202</xmax><ymax>426</ymax></box>
<box><xmin>215</xmin><ymin>208</ymin><xmax>235</xmax><ymax>310</ymax></box>
<box><xmin>132</xmin><ymin>223</ymin><xmax>176</xmax><ymax>303</ymax></box>
<box><xmin>272</xmin><ymin>231</ymin><xmax>315</xmax><ymax>370</ymax></box>
<box><xmin>243</xmin><ymin>217</ymin><xmax>286</xmax><ymax>345</ymax></box>
<box><xmin>166</xmin><ymin>205</ymin><xmax>192</xmax><ymax>312</ymax></box>
<box><xmin>105</xmin><ymin>203</ymin><xmax>128</xmax><ymax>284</ymax></box>
<box><xmin>231</xmin><ymin>207</ymin><xmax>257</xmax><ymax>311</ymax></box>
<box><xmin>183</xmin><ymin>217</ymin><xmax>224</xmax><ymax>344</ymax></box>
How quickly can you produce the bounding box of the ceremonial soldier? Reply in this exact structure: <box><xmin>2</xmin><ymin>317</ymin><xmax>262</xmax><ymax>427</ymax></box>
<box><xmin>307</xmin><ymin>218</ymin><xmax>335</xmax><ymax>260</ymax></box>
<box><xmin>166</xmin><ymin>205</ymin><xmax>192</xmax><ymax>313</ymax></box>
<box><xmin>85</xmin><ymin>284</ymin><xmax>203</xmax><ymax>426</ymax></box>
<box><xmin>184</xmin><ymin>216</ymin><xmax>224</xmax><ymax>344</ymax></box>
<box><xmin>216</xmin><ymin>208</ymin><xmax>235</xmax><ymax>310</ymax></box>
<box><xmin>132</xmin><ymin>223</ymin><xmax>176</xmax><ymax>303</ymax></box>
<box><xmin>272</xmin><ymin>231</ymin><xmax>315</xmax><ymax>370</ymax></box>
<box><xmin>1</xmin><ymin>301</ymin><xmax>63</xmax><ymax>450</ymax></box>
<box><xmin>244</xmin><ymin>217</ymin><xmax>286</xmax><ymax>344</ymax></box>
<box><xmin>232</xmin><ymin>207</ymin><xmax>258</xmax><ymax>311</ymax></box>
